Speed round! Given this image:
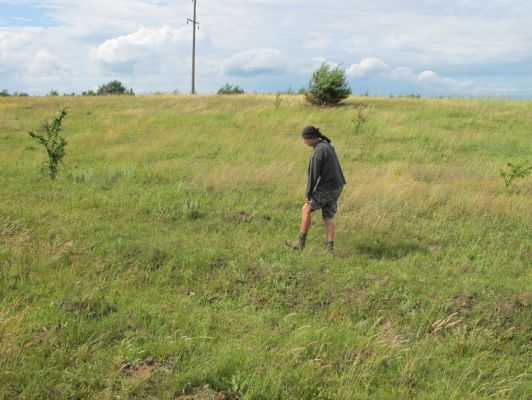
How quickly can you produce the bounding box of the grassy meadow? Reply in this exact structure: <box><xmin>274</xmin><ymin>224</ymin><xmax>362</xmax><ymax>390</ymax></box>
<box><xmin>0</xmin><ymin>94</ymin><xmax>531</xmax><ymax>399</ymax></box>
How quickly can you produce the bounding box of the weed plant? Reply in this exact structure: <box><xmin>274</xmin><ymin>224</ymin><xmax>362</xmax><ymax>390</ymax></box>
<box><xmin>28</xmin><ymin>108</ymin><xmax>68</xmax><ymax>179</ymax></box>
<box><xmin>352</xmin><ymin>106</ymin><xmax>367</xmax><ymax>134</ymax></box>
<box><xmin>500</xmin><ymin>161</ymin><xmax>531</xmax><ymax>188</ymax></box>
<box><xmin>273</xmin><ymin>92</ymin><xmax>283</xmax><ymax>110</ymax></box>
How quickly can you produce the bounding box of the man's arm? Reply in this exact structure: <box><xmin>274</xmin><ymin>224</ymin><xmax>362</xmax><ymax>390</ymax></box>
<box><xmin>305</xmin><ymin>148</ymin><xmax>324</xmax><ymax>199</ymax></box>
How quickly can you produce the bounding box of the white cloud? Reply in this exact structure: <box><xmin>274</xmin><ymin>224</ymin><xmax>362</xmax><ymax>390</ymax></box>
<box><xmin>294</xmin><ymin>56</ymin><xmax>340</xmax><ymax>75</ymax></box>
<box><xmin>0</xmin><ymin>29</ymin><xmax>70</xmax><ymax>81</ymax></box>
<box><xmin>417</xmin><ymin>70</ymin><xmax>440</xmax><ymax>83</ymax></box>
<box><xmin>0</xmin><ymin>29</ymin><xmax>35</xmax><ymax>74</ymax></box>
<box><xmin>27</xmin><ymin>49</ymin><xmax>70</xmax><ymax>77</ymax></box>
<box><xmin>390</xmin><ymin>66</ymin><xmax>416</xmax><ymax>80</ymax></box>
<box><xmin>0</xmin><ymin>31</ymin><xmax>23</xmax><ymax>58</ymax></box>
<box><xmin>383</xmin><ymin>35</ymin><xmax>417</xmax><ymax>50</ymax></box>
<box><xmin>347</xmin><ymin>57</ymin><xmax>390</xmax><ymax>79</ymax></box>
<box><xmin>223</xmin><ymin>48</ymin><xmax>286</xmax><ymax>77</ymax></box>
<box><xmin>302</xmin><ymin>33</ymin><xmax>332</xmax><ymax>50</ymax></box>
<box><xmin>416</xmin><ymin>70</ymin><xmax>480</xmax><ymax>93</ymax></box>
<box><xmin>91</xmin><ymin>25</ymin><xmax>190</xmax><ymax>72</ymax></box>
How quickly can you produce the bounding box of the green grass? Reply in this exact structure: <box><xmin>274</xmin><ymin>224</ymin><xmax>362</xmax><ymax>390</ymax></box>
<box><xmin>0</xmin><ymin>94</ymin><xmax>531</xmax><ymax>399</ymax></box>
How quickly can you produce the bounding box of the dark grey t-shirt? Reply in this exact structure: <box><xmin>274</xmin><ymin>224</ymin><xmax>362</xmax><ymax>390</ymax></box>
<box><xmin>305</xmin><ymin>140</ymin><xmax>346</xmax><ymax>198</ymax></box>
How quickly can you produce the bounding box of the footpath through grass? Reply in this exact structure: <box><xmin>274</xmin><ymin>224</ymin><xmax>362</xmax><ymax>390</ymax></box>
<box><xmin>0</xmin><ymin>94</ymin><xmax>531</xmax><ymax>399</ymax></box>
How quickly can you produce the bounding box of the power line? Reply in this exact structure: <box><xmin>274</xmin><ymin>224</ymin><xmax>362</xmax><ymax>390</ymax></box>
<box><xmin>187</xmin><ymin>0</ymin><xmax>199</xmax><ymax>94</ymax></box>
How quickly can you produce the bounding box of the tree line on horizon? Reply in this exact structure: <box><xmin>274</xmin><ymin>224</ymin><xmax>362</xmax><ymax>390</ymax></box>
<box><xmin>0</xmin><ymin>63</ymin><xmax>357</xmax><ymax>106</ymax></box>
<box><xmin>0</xmin><ymin>80</ymin><xmax>134</xmax><ymax>98</ymax></box>
<box><xmin>0</xmin><ymin>63</ymin><xmax>429</xmax><ymax>104</ymax></box>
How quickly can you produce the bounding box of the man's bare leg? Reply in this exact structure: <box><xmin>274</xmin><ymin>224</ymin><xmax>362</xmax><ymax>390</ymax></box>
<box><xmin>300</xmin><ymin>201</ymin><xmax>312</xmax><ymax>234</ymax></box>
<box><xmin>286</xmin><ymin>201</ymin><xmax>312</xmax><ymax>250</ymax></box>
<box><xmin>295</xmin><ymin>201</ymin><xmax>312</xmax><ymax>249</ymax></box>
<box><xmin>324</xmin><ymin>218</ymin><xmax>335</xmax><ymax>251</ymax></box>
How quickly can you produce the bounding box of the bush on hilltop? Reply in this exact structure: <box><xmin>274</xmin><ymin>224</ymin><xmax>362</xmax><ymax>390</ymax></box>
<box><xmin>96</xmin><ymin>80</ymin><xmax>134</xmax><ymax>96</ymax></box>
<box><xmin>306</xmin><ymin>63</ymin><xmax>351</xmax><ymax>106</ymax></box>
<box><xmin>217</xmin><ymin>83</ymin><xmax>244</xmax><ymax>95</ymax></box>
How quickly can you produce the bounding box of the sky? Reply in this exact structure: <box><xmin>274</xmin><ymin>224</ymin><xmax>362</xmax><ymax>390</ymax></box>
<box><xmin>1</xmin><ymin>0</ymin><xmax>532</xmax><ymax>97</ymax></box>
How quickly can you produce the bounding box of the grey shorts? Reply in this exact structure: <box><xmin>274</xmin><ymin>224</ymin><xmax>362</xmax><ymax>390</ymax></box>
<box><xmin>308</xmin><ymin>187</ymin><xmax>343</xmax><ymax>220</ymax></box>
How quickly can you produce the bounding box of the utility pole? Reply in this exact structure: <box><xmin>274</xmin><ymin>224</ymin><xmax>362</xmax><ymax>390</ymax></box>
<box><xmin>187</xmin><ymin>0</ymin><xmax>199</xmax><ymax>94</ymax></box>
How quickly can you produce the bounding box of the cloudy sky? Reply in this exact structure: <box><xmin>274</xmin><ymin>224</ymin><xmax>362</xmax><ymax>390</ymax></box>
<box><xmin>1</xmin><ymin>0</ymin><xmax>532</xmax><ymax>97</ymax></box>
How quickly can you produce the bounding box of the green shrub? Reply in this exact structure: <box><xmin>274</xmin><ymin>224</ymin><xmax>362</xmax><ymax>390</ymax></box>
<box><xmin>306</xmin><ymin>63</ymin><xmax>351</xmax><ymax>106</ymax></box>
<box><xmin>97</xmin><ymin>80</ymin><xmax>134</xmax><ymax>95</ymax></box>
<box><xmin>500</xmin><ymin>161</ymin><xmax>531</xmax><ymax>188</ymax></box>
<box><xmin>217</xmin><ymin>83</ymin><xmax>244</xmax><ymax>95</ymax></box>
<box><xmin>28</xmin><ymin>108</ymin><xmax>68</xmax><ymax>179</ymax></box>
<box><xmin>0</xmin><ymin>89</ymin><xmax>9</xmax><ymax>97</ymax></box>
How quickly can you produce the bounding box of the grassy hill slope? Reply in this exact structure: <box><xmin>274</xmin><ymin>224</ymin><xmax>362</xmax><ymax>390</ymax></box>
<box><xmin>0</xmin><ymin>95</ymin><xmax>531</xmax><ymax>399</ymax></box>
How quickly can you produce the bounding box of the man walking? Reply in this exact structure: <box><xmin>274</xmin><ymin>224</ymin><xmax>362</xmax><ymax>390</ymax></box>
<box><xmin>287</xmin><ymin>126</ymin><xmax>346</xmax><ymax>252</ymax></box>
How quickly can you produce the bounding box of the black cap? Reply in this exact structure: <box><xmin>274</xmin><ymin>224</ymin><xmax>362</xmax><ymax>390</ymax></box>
<box><xmin>301</xmin><ymin>126</ymin><xmax>320</xmax><ymax>138</ymax></box>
